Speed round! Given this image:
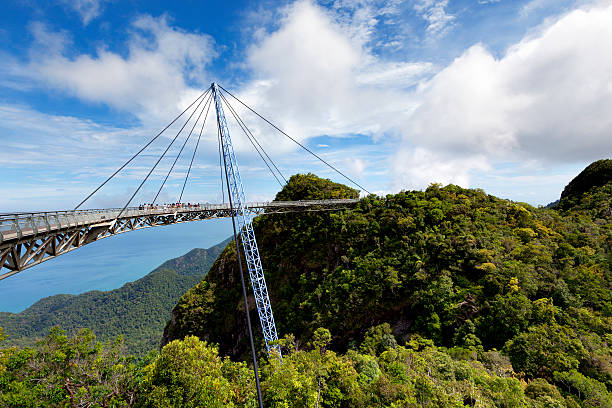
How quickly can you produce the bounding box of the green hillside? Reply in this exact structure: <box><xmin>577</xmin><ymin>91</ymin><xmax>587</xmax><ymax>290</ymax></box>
<box><xmin>0</xmin><ymin>239</ymin><xmax>229</xmax><ymax>356</ymax></box>
<box><xmin>163</xmin><ymin>169</ymin><xmax>612</xmax><ymax>406</ymax></box>
<box><xmin>561</xmin><ymin>159</ymin><xmax>612</xmax><ymax>201</ymax></box>
<box><xmin>1</xmin><ymin>166</ymin><xmax>611</xmax><ymax>407</ymax></box>
<box><xmin>558</xmin><ymin>159</ymin><xmax>612</xmax><ymax>219</ymax></box>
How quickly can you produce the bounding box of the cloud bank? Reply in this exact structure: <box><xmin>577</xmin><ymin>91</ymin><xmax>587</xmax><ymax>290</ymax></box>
<box><xmin>5</xmin><ymin>0</ymin><xmax>612</xmax><ymax>205</ymax></box>
<box><xmin>409</xmin><ymin>2</ymin><xmax>612</xmax><ymax>162</ymax></box>
<box><xmin>237</xmin><ymin>0</ymin><xmax>612</xmax><ymax>191</ymax></box>
<box><xmin>24</xmin><ymin>15</ymin><xmax>215</xmax><ymax>123</ymax></box>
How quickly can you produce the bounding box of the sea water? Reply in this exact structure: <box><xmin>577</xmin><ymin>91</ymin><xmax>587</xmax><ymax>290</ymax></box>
<box><xmin>0</xmin><ymin>218</ymin><xmax>233</xmax><ymax>312</ymax></box>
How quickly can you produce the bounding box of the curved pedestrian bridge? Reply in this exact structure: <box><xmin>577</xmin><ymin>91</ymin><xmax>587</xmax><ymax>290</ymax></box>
<box><xmin>0</xmin><ymin>199</ymin><xmax>359</xmax><ymax>280</ymax></box>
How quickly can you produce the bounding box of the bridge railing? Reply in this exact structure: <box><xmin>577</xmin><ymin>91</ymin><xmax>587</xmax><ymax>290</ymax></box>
<box><xmin>0</xmin><ymin>209</ymin><xmax>124</xmax><ymax>244</ymax></box>
<box><xmin>0</xmin><ymin>207</ymin><xmax>167</xmax><ymax>243</ymax></box>
<box><xmin>0</xmin><ymin>199</ymin><xmax>360</xmax><ymax>244</ymax></box>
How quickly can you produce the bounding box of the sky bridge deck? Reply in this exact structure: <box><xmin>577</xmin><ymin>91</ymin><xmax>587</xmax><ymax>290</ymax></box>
<box><xmin>0</xmin><ymin>199</ymin><xmax>360</xmax><ymax>280</ymax></box>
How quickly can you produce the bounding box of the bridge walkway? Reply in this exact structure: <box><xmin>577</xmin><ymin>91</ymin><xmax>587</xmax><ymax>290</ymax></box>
<box><xmin>0</xmin><ymin>199</ymin><xmax>359</xmax><ymax>280</ymax></box>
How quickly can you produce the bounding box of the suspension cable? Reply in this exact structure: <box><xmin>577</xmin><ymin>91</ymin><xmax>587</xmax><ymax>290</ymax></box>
<box><xmin>153</xmin><ymin>92</ymin><xmax>213</xmax><ymax>204</ymax></box>
<box><xmin>218</xmin><ymin>85</ymin><xmax>371</xmax><ymax>195</ymax></box>
<box><xmin>179</xmin><ymin>92</ymin><xmax>213</xmax><ymax>204</ymax></box>
<box><xmin>220</xmin><ymin>91</ymin><xmax>287</xmax><ymax>185</ymax></box>
<box><xmin>112</xmin><ymin>86</ymin><xmax>211</xmax><ymax>222</ymax></box>
<box><xmin>74</xmin><ymin>88</ymin><xmax>211</xmax><ymax>210</ymax></box>
<box><xmin>220</xmin><ymin>92</ymin><xmax>287</xmax><ymax>185</ymax></box>
<box><xmin>219</xmin><ymin>92</ymin><xmax>285</xmax><ymax>188</ymax></box>
<box><xmin>217</xmin><ymin>116</ymin><xmax>225</xmax><ymax>203</ymax></box>
<box><xmin>216</xmin><ymin>108</ymin><xmax>265</xmax><ymax>408</ymax></box>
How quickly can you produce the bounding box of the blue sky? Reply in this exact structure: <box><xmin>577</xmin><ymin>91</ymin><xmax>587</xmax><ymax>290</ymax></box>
<box><xmin>1</xmin><ymin>0</ymin><xmax>611</xmax><ymax>211</ymax></box>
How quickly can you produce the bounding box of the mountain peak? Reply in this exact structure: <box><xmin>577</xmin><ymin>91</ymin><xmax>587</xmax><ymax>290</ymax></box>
<box><xmin>274</xmin><ymin>173</ymin><xmax>359</xmax><ymax>201</ymax></box>
<box><xmin>561</xmin><ymin>159</ymin><xmax>612</xmax><ymax>200</ymax></box>
<box><xmin>558</xmin><ymin>159</ymin><xmax>612</xmax><ymax>216</ymax></box>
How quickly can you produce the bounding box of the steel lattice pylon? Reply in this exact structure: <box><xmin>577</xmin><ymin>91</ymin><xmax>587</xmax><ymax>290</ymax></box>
<box><xmin>212</xmin><ymin>83</ymin><xmax>281</xmax><ymax>357</ymax></box>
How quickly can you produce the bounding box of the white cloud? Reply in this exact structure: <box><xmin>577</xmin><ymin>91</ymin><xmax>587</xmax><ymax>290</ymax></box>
<box><xmin>246</xmin><ymin>1</ymin><xmax>363</xmax><ymax>113</ymax></box>
<box><xmin>237</xmin><ymin>1</ymin><xmax>423</xmax><ymax>148</ymax></box>
<box><xmin>28</xmin><ymin>22</ymin><xmax>72</xmax><ymax>55</ymax></box>
<box><xmin>344</xmin><ymin>157</ymin><xmax>368</xmax><ymax>177</ymax></box>
<box><xmin>0</xmin><ymin>104</ymin><xmax>125</xmax><ymax>161</ymax></box>
<box><xmin>391</xmin><ymin>148</ymin><xmax>490</xmax><ymax>190</ymax></box>
<box><xmin>520</xmin><ymin>0</ymin><xmax>570</xmax><ymax>17</ymax></box>
<box><xmin>60</xmin><ymin>0</ymin><xmax>106</xmax><ymax>25</ymax></box>
<box><xmin>414</xmin><ymin>0</ymin><xmax>455</xmax><ymax>38</ymax></box>
<box><xmin>405</xmin><ymin>2</ymin><xmax>612</xmax><ymax>164</ymax></box>
<box><xmin>408</xmin><ymin>44</ymin><xmax>522</xmax><ymax>156</ymax></box>
<box><xmin>356</xmin><ymin>61</ymin><xmax>436</xmax><ymax>87</ymax></box>
<box><xmin>19</xmin><ymin>16</ymin><xmax>216</xmax><ymax>123</ymax></box>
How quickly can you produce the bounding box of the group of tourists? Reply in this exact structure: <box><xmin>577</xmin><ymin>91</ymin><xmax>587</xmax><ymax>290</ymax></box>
<box><xmin>137</xmin><ymin>203</ymin><xmax>202</xmax><ymax>211</ymax></box>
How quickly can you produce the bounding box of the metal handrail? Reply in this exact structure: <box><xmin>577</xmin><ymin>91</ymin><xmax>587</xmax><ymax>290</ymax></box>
<box><xmin>0</xmin><ymin>199</ymin><xmax>360</xmax><ymax>238</ymax></box>
<box><xmin>0</xmin><ymin>199</ymin><xmax>359</xmax><ymax>219</ymax></box>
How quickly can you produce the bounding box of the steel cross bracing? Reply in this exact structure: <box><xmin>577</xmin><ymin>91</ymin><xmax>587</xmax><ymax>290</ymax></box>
<box><xmin>0</xmin><ymin>199</ymin><xmax>359</xmax><ymax>281</ymax></box>
<box><xmin>212</xmin><ymin>83</ymin><xmax>282</xmax><ymax>357</ymax></box>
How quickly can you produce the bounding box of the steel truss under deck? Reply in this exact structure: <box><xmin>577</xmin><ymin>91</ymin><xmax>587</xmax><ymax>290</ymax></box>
<box><xmin>0</xmin><ymin>199</ymin><xmax>358</xmax><ymax>281</ymax></box>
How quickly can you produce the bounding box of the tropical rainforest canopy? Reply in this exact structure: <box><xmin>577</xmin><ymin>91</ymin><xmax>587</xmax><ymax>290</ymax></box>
<box><xmin>1</xmin><ymin>162</ymin><xmax>611</xmax><ymax>407</ymax></box>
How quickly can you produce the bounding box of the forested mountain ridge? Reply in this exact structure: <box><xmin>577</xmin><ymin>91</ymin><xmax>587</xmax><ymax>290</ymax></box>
<box><xmin>558</xmin><ymin>159</ymin><xmax>612</xmax><ymax>219</ymax></box>
<box><xmin>0</xmin><ymin>238</ymin><xmax>229</xmax><ymax>355</ymax></box>
<box><xmin>561</xmin><ymin>159</ymin><xmax>612</xmax><ymax>201</ymax></box>
<box><xmin>163</xmin><ymin>168</ymin><xmax>612</xmax><ymax>406</ymax></box>
<box><xmin>1</xmin><ymin>167</ymin><xmax>611</xmax><ymax>407</ymax></box>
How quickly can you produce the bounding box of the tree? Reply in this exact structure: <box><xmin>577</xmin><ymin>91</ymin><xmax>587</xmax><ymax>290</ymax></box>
<box><xmin>137</xmin><ymin>335</ymin><xmax>255</xmax><ymax>408</ymax></box>
<box><xmin>0</xmin><ymin>327</ymin><xmax>137</xmax><ymax>408</ymax></box>
<box><xmin>504</xmin><ymin>324</ymin><xmax>587</xmax><ymax>379</ymax></box>
<box><xmin>360</xmin><ymin>323</ymin><xmax>397</xmax><ymax>356</ymax></box>
<box><xmin>262</xmin><ymin>329</ymin><xmax>364</xmax><ymax>408</ymax></box>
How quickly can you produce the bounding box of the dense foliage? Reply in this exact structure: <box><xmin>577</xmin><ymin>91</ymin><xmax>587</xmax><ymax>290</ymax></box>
<box><xmin>5</xmin><ymin>325</ymin><xmax>608</xmax><ymax>407</ymax></box>
<box><xmin>558</xmin><ymin>160</ymin><xmax>612</xmax><ymax>219</ymax></box>
<box><xmin>0</xmin><ymin>328</ymin><xmax>139</xmax><ymax>407</ymax></box>
<box><xmin>165</xmin><ymin>170</ymin><xmax>612</xmax><ymax>405</ymax></box>
<box><xmin>560</xmin><ymin>159</ymin><xmax>612</xmax><ymax>201</ymax></box>
<box><xmin>1</xmin><ymin>164</ymin><xmax>610</xmax><ymax>406</ymax></box>
<box><xmin>274</xmin><ymin>173</ymin><xmax>359</xmax><ymax>201</ymax></box>
<box><xmin>0</xmin><ymin>241</ymin><xmax>228</xmax><ymax>356</ymax></box>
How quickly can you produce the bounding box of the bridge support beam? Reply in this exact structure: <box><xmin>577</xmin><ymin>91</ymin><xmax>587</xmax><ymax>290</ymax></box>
<box><xmin>0</xmin><ymin>199</ymin><xmax>358</xmax><ymax>280</ymax></box>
